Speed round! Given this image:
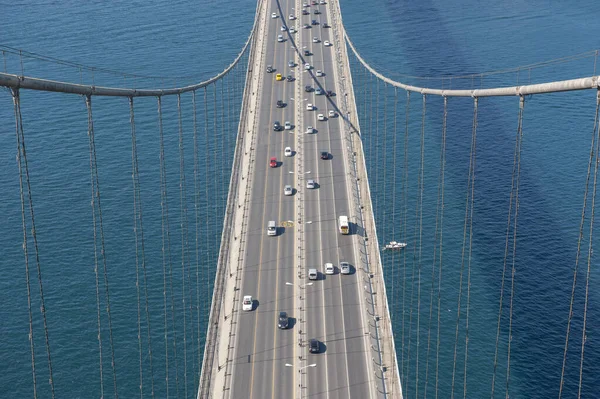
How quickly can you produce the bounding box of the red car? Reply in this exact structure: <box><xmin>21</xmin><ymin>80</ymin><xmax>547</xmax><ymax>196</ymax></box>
<box><xmin>270</xmin><ymin>157</ymin><xmax>277</xmax><ymax>168</ymax></box>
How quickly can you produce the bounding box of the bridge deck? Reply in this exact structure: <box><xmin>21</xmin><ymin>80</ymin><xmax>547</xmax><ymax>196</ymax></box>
<box><xmin>206</xmin><ymin>0</ymin><xmax>393</xmax><ymax>397</ymax></box>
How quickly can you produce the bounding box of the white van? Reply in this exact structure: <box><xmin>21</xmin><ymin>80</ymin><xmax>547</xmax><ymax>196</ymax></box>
<box><xmin>308</xmin><ymin>268</ymin><xmax>318</xmax><ymax>280</ymax></box>
<box><xmin>267</xmin><ymin>221</ymin><xmax>277</xmax><ymax>236</ymax></box>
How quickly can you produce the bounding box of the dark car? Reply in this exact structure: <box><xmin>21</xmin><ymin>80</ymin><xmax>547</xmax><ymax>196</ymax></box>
<box><xmin>303</xmin><ymin>23</ymin><xmax>311</xmax><ymax>29</ymax></box>
<box><xmin>278</xmin><ymin>311</ymin><xmax>289</xmax><ymax>329</ymax></box>
<box><xmin>304</xmin><ymin>49</ymin><xmax>311</xmax><ymax>56</ymax></box>
<box><xmin>311</xmin><ymin>19</ymin><xmax>318</xmax><ymax>25</ymax></box>
<box><xmin>326</xmin><ymin>90</ymin><xmax>335</xmax><ymax>97</ymax></box>
<box><xmin>314</xmin><ymin>9</ymin><xmax>320</xmax><ymax>14</ymax></box>
<box><xmin>320</xmin><ymin>151</ymin><xmax>329</xmax><ymax>160</ymax></box>
<box><xmin>302</xmin><ymin>9</ymin><xmax>309</xmax><ymax>15</ymax></box>
<box><xmin>304</xmin><ymin>85</ymin><xmax>313</xmax><ymax>93</ymax></box>
<box><xmin>273</xmin><ymin>121</ymin><xmax>282</xmax><ymax>131</ymax></box>
<box><xmin>309</xmin><ymin>338</ymin><xmax>319</xmax><ymax>353</ymax></box>
<box><xmin>287</xmin><ymin>75</ymin><xmax>294</xmax><ymax>82</ymax></box>
<box><xmin>266</xmin><ymin>65</ymin><xmax>274</xmax><ymax>73</ymax></box>
<box><xmin>276</xmin><ymin>100</ymin><xmax>285</xmax><ymax>108</ymax></box>
<box><xmin>322</xmin><ymin>22</ymin><xmax>330</xmax><ymax>28</ymax></box>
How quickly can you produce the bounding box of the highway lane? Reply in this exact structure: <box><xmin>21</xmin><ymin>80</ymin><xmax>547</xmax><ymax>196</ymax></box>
<box><xmin>300</xmin><ymin>1</ymin><xmax>374</xmax><ymax>398</ymax></box>
<box><xmin>230</xmin><ymin>0</ymin><xmax>297</xmax><ymax>397</ymax></box>
<box><xmin>229</xmin><ymin>0</ymin><xmax>375</xmax><ymax>398</ymax></box>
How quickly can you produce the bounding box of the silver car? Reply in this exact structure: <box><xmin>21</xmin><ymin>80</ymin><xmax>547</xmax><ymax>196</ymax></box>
<box><xmin>284</xmin><ymin>185</ymin><xmax>293</xmax><ymax>196</ymax></box>
<box><xmin>306</xmin><ymin>179</ymin><xmax>316</xmax><ymax>189</ymax></box>
<box><xmin>340</xmin><ymin>262</ymin><xmax>350</xmax><ymax>275</ymax></box>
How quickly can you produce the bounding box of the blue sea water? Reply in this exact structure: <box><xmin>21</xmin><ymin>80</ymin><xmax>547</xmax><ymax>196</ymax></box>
<box><xmin>0</xmin><ymin>0</ymin><xmax>598</xmax><ymax>398</ymax></box>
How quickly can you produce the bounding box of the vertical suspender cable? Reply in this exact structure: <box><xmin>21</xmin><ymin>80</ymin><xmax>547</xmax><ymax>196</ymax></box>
<box><xmin>204</xmin><ymin>86</ymin><xmax>211</xmax><ymax>310</ymax></box>
<box><xmin>558</xmin><ymin>90</ymin><xmax>600</xmax><ymax>398</ymax></box>
<box><xmin>382</xmin><ymin>82</ymin><xmax>388</xmax><ymax>233</ymax></box>
<box><xmin>425</xmin><ymin>95</ymin><xmax>447</xmax><ymax>399</ymax></box>
<box><xmin>192</xmin><ymin>89</ymin><xmax>202</xmax><ymax>388</ymax></box>
<box><xmin>374</xmin><ymin>78</ymin><xmax>380</xmax><ymax>214</ymax></box>
<box><xmin>506</xmin><ymin>96</ymin><xmax>525</xmax><ymax>397</ymax></box>
<box><xmin>86</xmin><ymin>94</ymin><xmax>119</xmax><ymax>398</ymax></box>
<box><xmin>157</xmin><ymin>96</ymin><xmax>169</xmax><ymax>398</ymax></box>
<box><xmin>435</xmin><ymin>96</ymin><xmax>448</xmax><ymax>399</ymax></box>
<box><xmin>464</xmin><ymin>97</ymin><xmax>478</xmax><ymax>399</ymax></box>
<box><xmin>129</xmin><ymin>96</ymin><xmax>155</xmax><ymax>399</ymax></box>
<box><xmin>213</xmin><ymin>83</ymin><xmax>219</xmax><ymax>274</ymax></box>
<box><xmin>578</xmin><ymin>92</ymin><xmax>600</xmax><ymax>399</ymax></box>
<box><xmin>88</xmin><ymin>95</ymin><xmax>104</xmax><ymax>398</ymax></box>
<box><xmin>176</xmin><ymin>93</ymin><xmax>189</xmax><ymax>399</ymax></box>
<box><xmin>451</xmin><ymin>96</ymin><xmax>478</xmax><ymax>399</ymax></box>
<box><xmin>415</xmin><ymin>93</ymin><xmax>427</xmax><ymax>398</ymax></box>
<box><xmin>12</xmin><ymin>87</ymin><xmax>40</xmax><ymax>399</ymax></box>
<box><xmin>492</xmin><ymin>95</ymin><xmax>524</xmax><ymax>398</ymax></box>
<box><xmin>390</xmin><ymin>87</ymin><xmax>398</xmax><ymax>314</ymax></box>
<box><xmin>158</xmin><ymin>96</ymin><xmax>181</xmax><ymax>399</ymax></box>
<box><xmin>401</xmin><ymin>91</ymin><xmax>411</xmax><ymax>394</ymax></box>
<box><xmin>13</xmin><ymin>87</ymin><xmax>55</xmax><ymax>399</ymax></box>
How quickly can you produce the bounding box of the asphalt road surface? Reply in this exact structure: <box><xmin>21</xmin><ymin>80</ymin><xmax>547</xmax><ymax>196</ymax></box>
<box><xmin>229</xmin><ymin>1</ymin><xmax>374</xmax><ymax>398</ymax></box>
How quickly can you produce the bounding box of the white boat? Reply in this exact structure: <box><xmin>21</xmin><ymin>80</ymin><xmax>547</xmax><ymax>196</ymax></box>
<box><xmin>383</xmin><ymin>241</ymin><xmax>407</xmax><ymax>251</ymax></box>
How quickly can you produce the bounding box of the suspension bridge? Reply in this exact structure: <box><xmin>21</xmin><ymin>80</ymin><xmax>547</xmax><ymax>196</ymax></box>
<box><xmin>1</xmin><ymin>0</ymin><xmax>599</xmax><ymax>398</ymax></box>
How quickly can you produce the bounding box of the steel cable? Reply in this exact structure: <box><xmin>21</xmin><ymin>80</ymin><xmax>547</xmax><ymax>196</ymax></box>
<box><xmin>463</xmin><ymin>97</ymin><xmax>478</xmax><ymax>398</ymax></box>
<box><xmin>13</xmin><ymin>88</ymin><xmax>55</xmax><ymax>399</ymax></box>
<box><xmin>129</xmin><ymin>97</ymin><xmax>155</xmax><ymax>398</ymax></box>
<box><xmin>12</xmin><ymin>88</ymin><xmax>40</xmax><ymax>399</ymax></box>
<box><xmin>451</xmin><ymin>97</ymin><xmax>478</xmax><ymax>399</ymax></box>
<box><xmin>491</xmin><ymin>95</ymin><xmax>524</xmax><ymax>398</ymax></box>
<box><xmin>401</xmin><ymin>91</ymin><xmax>411</xmax><ymax>393</ymax></box>
<box><xmin>558</xmin><ymin>91</ymin><xmax>600</xmax><ymax>398</ymax></box>
<box><xmin>425</xmin><ymin>96</ymin><xmax>448</xmax><ymax>399</ymax></box>
<box><xmin>506</xmin><ymin>96</ymin><xmax>525</xmax><ymax>397</ymax></box>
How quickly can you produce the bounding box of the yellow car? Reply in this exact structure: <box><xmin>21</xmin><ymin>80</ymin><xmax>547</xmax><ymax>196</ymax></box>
<box><xmin>275</xmin><ymin>73</ymin><xmax>283</xmax><ymax>81</ymax></box>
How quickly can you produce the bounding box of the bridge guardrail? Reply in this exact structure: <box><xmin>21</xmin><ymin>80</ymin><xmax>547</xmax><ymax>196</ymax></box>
<box><xmin>197</xmin><ymin>1</ymin><xmax>265</xmax><ymax>398</ymax></box>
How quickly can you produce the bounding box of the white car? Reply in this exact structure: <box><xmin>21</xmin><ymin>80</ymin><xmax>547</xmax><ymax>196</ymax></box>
<box><xmin>290</xmin><ymin>26</ymin><xmax>296</xmax><ymax>33</ymax></box>
<box><xmin>306</xmin><ymin>103</ymin><xmax>314</xmax><ymax>111</ymax></box>
<box><xmin>284</xmin><ymin>147</ymin><xmax>293</xmax><ymax>157</ymax></box>
<box><xmin>328</xmin><ymin>110</ymin><xmax>336</xmax><ymax>118</ymax></box>
<box><xmin>284</xmin><ymin>185</ymin><xmax>293</xmax><ymax>196</ymax></box>
<box><xmin>316</xmin><ymin>70</ymin><xmax>324</xmax><ymax>77</ymax></box>
<box><xmin>324</xmin><ymin>40</ymin><xmax>331</xmax><ymax>47</ymax></box>
<box><xmin>281</xmin><ymin>25</ymin><xmax>287</xmax><ymax>31</ymax></box>
<box><xmin>289</xmin><ymin>14</ymin><xmax>295</xmax><ymax>20</ymax></box>
<box><xmin>304</xmin><ymin>63</ymin><xmax>311</xmax><ymax>70</ymax></box>
<box><xmin>306</xmin><ymin>179</ymin><xmax>316</xmax><ymax>189</ymax></box>
<box><xmin>317</xmin><ymin>113</ymin><xmax>325</xmax><ymax>121</ymax></box>
<box><xmin>313</xmin><ymin>37</ymin><xmax>319</xmax><ymax>43</ymax></box>
<box><xmin>305</xmin><ymin>126</ymin><xmax>314</xmax><ymax>134</ymax></box>
<box><xmin>340</xmin><ymin>262</ymin><xmax>350</xmax><ymax>275</ymax></box>
<box><xmin>271</xmin><ymin>12</ymin><xmax>278</xmax><ymax>18</ymax></box>
<box><xmin>277</xmin><ymin>34</ymin><xmax>284</xmax><ymax>42</ymax></box>
<box><xmin>284</xmin><ymin>121</ymin><xmax>292</xmax><ymax>130</ymax></box>
<box><xmin>325</xmin><ymin>263</ymin><xmax>334</xmax><ymax>275</ymax></box>
<box><xmin>320</xmin><ymin>0</ymin><xmax>326</xmax><ymax>4</ymax></box>
<box><xmin>243</xmin><ymin>295</ymin><xmax>253</xmax><ymax>311</ymax></box>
